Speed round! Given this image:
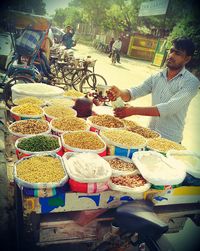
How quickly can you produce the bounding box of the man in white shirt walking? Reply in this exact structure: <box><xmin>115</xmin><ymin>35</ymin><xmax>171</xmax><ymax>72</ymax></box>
<box><xmin>112</xmin><ymin>37</ymin><xmax>122</xmax><ymax>63</ymax></box>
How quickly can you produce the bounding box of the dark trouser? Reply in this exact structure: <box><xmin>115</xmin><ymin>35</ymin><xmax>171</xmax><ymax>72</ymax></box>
<box><xmin>115</xmin><ymin>50</ymin><xmax>120</xmax><ymax>62</ymax></box>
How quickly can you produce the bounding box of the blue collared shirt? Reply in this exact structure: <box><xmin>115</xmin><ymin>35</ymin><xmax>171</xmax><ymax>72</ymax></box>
<box><xmin>129</xmin><ymin>67</ymin><xmax>200</xmax><ymax>142</ymax></box>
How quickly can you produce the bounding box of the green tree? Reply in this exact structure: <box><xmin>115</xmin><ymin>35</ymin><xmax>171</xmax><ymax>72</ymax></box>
<box><xmin>53</xmin><ymin>8</ymin><xmax>68</xmax><ymax>28</ymax></box>
<box><xmin>105</xmin><ymin>0</ymin><xmax>142</xmax><ymax>33</ymax></box>
<box><xmin>53</xmin><ymin>7</ymin><xmax>82</xmax><ymax>29</ymax></box>
<box><xmin>167</xmin><ymin>12</ymin><xmax>200</xmax><ymax>75</ymax></box>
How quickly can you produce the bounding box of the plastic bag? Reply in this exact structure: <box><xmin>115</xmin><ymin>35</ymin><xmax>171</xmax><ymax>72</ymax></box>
<box><xmin>167</xmin><ymin>150</ymin><xmax>200</xmax><ymax>179</ymax></box>
<box><xmin>63</xmin><ymin>152</ymin><xmax>112</xmax><ymax>183</ymax></box>
<box><xmin>132</xmin><ymin>151</ymin><xmax>186</xmax><ymax>186</ymax></box>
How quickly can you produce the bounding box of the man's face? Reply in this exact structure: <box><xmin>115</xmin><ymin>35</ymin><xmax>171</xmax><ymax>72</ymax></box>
<box><xmin>166</xmin><ymin>47</ymin><xmax>191</xmax><ymax>70</ymax></box>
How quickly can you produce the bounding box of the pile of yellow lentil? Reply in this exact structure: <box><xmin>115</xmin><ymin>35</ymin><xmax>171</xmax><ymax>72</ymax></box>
<box><xmin>146</xmin><ymin>138</ymin><xmax>186</xmax><ymax>153</ymax></box>
<box><xmin>14</xmin><ymin>96</ymin><xmax>44</xmax><ymax>106</ymax></box>
<box><xmin>127</xmin><ymin>126</ymin><xmax>160</xmax><ymax>139</ymax></box>
<box><xmin>16</xmin><ymin>156</ymin><xmax>65</xmax><ymax>183</ymax></box>
<box><xmin>52</xmin><ymin>117</ymin><xmax>87</xmax><ymax>131</ymax></box>
<box><xmin>89</xmin><ymin>115</ymin><xmax>124</xmax><ymax>128</ymax></box>
<box><xmin>48</xmin><ymin>98</ymin><xmax>74</xmax><ymax>107</ymax></box>
<box><xmin>12</xmin><ymin>104</ymin><xmax>43</xmax><ymax>116</ymax></box>
<box><xmin>101</xmin><ymin>129</ymin><xmax>146</xmax><ymax>148</ymax></box>
<box><xmin>122</xmin><ymin>119</ymin><xmax>139</xmax><ymax>128</ymax></box>
<box><xmin>63</xmin><ymin>90</ymin><xmax>84</xmax><ymax>98</ymax></box>
<box><xmin>44</xmin><ymin>105</ymin><xmax>76</xmax><ymax>118</ymax></box>
<box><xmin>63</xmin><ymin>131</ymin><xmax>105</xmax><ymax>150</ymax></box>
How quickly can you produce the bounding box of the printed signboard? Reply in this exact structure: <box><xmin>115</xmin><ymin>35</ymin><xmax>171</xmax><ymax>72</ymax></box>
<box><xmin>139</xmin><ymin>0</ymin><xmax>169</xmax><ymax>17</ymax></box>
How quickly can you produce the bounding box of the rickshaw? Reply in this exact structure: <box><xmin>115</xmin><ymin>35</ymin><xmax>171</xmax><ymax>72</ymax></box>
<box><xmin>0</xmin><ymin>10</ymin><xmax>52</xmax><ymax>106</ymax></box>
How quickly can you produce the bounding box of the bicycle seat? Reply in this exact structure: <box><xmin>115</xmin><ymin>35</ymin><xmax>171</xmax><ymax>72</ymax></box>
<box><xmin>115</xmin><ymin>200</ymin><xmax>168</xmax><ymax>238</ymax></box>
<box><xmin>57</xmin><ymin>61</ymin><xmax>69</xmax><ymax>65</ymax></box>
<box><xmin>50</xmin><ymin>55</ymin><xmax>58</xmax><ymax>60</ymax></box>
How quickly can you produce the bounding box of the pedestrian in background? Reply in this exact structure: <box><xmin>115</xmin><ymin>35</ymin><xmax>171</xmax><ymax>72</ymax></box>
<box><xmin>109</xmin><ymin>37</ymin><xmax>115</xmax><ymax>53</ymax></box>
<box><xmin>62</xmin><ymin>25</ymin><xmax>75</xmax><ymax>49</ymax></box>
<box><xmin>112</xmin><ymin>37</ymin><xmax>122</xmax><ymax>63</ymax></box>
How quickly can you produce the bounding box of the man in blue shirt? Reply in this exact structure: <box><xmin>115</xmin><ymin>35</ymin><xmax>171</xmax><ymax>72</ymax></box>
<box><xmin>107</xmin><ymin>37</ymin><xmax>200</xmax><ymax>142</ymax></box>
<box><xmin>62</xmin><ymin>25</ymin><xmax>74</xmax><ymax>49</ymax></box>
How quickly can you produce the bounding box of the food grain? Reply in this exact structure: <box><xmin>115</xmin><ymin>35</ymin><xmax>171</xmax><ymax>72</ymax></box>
<box><xmin>111</xmin><ymin>174</ymin><xmax>147</xmax><ymax>188</ymax></box>
<box><xmin>127</xmin><ymin>126</ymin><xmax>160</xmax><ymax>139</ymax></box>
<box><xmin>101</xmin><ymin>129</ymin><xmax>146</xmax><ymax>148</ymax></box>
<box><xmin>14</xmin><ymin>96</ymin><xmax>44</xmax><ymax>106</ymax></box>
<box><xmin>9</xmin><ymin>120</ymin><xmax>49</xmax><ymax>135</ymax></box>
<box><xmin>44</xmin><ymin>105</ymin><xmax>76</xmax><ymax>118</ymax></box>
<box><xmin>64</xmin><ymin>90</ymin><xmax>84</xmax><ymax>98</ymax></box>
<box><xmin>122</xmin><ymin>119</ymin><xmax>139</xmax><ymax>128</ymax></box>
<box><xmin>107</xmin><ymin>158</ymin><xmax>137</xmax><ymax>171</ymax></box>
<box><xmin>89</xmin><ymin>115</ymin><xmax>124</xmax><ymax>128</ymax></box>
<box><xmin>52</xmin><ymin>117</ymin><xmax>87</xmax><ymax>131</ymax></box>
<box><xmin>12</xmin><ymin>104</ymin><xmax>43</xmax><ymax>115</ymax></box>
<box><xmin>63</xmin><ymin>131</ymin><xmax>105</xmax><ymax>150</ymax></box>
<box><xmin>16</xmin><ymin>156</ymin><xmax>65</xmax><ymax>183</ymax></box>
<box><xmin>17</xmin><ymin>135</ymin><xmax>60</xmax><ymax>152</ymax></box>
<box><xmin>147</xmin><ymin>137</ymin><xmax>186</xmax><ymax>153</ymax></box>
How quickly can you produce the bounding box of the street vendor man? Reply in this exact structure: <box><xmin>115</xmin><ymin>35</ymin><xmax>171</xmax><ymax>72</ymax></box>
<box><xmin>107</xmin><ymin>37</ymin><xmax>200</xmax><ymax>143</ymax></box>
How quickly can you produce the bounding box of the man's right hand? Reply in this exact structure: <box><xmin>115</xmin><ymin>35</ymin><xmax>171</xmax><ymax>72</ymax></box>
<box><xmin>106</xmin><ymin>86</ymin><xmax>121</xmax><ymax>101</ymax></box>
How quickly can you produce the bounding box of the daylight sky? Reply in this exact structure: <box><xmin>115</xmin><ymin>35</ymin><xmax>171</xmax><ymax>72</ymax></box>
<box><xmin>43</xmin><ymin>0</ymin><xmax>70</xmax><ymax>15</ymax></box>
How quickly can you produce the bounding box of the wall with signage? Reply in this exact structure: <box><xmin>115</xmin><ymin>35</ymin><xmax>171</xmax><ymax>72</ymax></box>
<box><xmin>127</xmin><ymin>34</ymin><xmax>158</xmax><ymax>61</ymax></box>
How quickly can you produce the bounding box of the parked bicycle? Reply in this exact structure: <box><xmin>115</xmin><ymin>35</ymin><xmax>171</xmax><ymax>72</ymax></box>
<box><xmin>51</xmin><ymin>53</ymin><xmax>100</xmax><ymax>92</ymax></box>
<box><xmin>79</xmin><ymin>73</ymin><xmax>107</xmax><ymax>95</ymax></box>
<box><xmin>0</xmin><ymin>10</ymin><xmax>53</xmax><ymax>106</ymax></box>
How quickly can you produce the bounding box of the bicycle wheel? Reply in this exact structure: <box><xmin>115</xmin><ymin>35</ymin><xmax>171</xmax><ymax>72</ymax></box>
<box><xmin>79</xmin><ymin>73</ymin><xmax>107</xmax><ymax>94</ymax></box>
<box><xmin>71</xmin><ymin>69</ymin><xmax>92</xmax><ymax>90</ymax></box>
<box><xmin>62</xmin><ymin>66</ymin><xmax>75</xmax><ymax>83</ymax></box>
<box><xmin>3</xmin><ymin>76</ymin><xmax>35</xmax><ymax>108</ymax></box>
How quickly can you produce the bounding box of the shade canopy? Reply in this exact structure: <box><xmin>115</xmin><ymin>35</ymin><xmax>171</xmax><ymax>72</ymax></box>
<box><xmin>4</xmin><ymin>10</ymin><xmax>51</xmax><ymax>31</ymax></box>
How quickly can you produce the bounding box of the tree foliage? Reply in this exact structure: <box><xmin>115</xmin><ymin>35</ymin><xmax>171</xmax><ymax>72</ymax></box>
<box><xmin>166</xmin><ymin>7</ymin><xmax>200</xmax><ymax>74</ymax></box>
<box><xmin>51</xmin><ymin>0</ymin><xmax>200</xmax><ymax>73</ymax></box>
<box><xmin>53</xmin><ymin>6</ymin><xmax>82</xmax><ymax>29</ymax></box>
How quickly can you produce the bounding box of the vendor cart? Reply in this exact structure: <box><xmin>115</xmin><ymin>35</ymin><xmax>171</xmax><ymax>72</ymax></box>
<box><xmin>14</xmin><ymin>181</ymin><xmax>200</xmax><ymax>250</ymax></box>
<box><xmin>3</xmin><ymin>85</ymin><xmax>200</xmax><ymax>251</ymax></box>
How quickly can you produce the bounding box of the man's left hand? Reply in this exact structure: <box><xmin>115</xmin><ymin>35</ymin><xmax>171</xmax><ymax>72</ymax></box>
<box><xmin>114</xmin><ymin>106</ymin><xmax>135</xmax><ymax>118</ymax></box>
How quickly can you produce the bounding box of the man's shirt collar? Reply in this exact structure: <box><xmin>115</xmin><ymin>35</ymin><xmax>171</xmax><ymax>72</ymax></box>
<box><xmin>160</xmin><ymin>67</ymin><xmax>186</xmax><ymax>79</ymax></box>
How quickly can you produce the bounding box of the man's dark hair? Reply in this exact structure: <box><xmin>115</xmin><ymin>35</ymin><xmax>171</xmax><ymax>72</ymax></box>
<box><xmin>172</xmin><ymin>37</ymin><xmax>195</xmax><ymax>56</ymax></box>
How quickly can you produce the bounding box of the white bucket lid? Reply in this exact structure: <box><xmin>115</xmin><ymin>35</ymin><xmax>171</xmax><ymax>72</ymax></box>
<box><xmin>11</xmin><ymin>83</ymin><xmax>64</xmax><ymax>97</ymax></box>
